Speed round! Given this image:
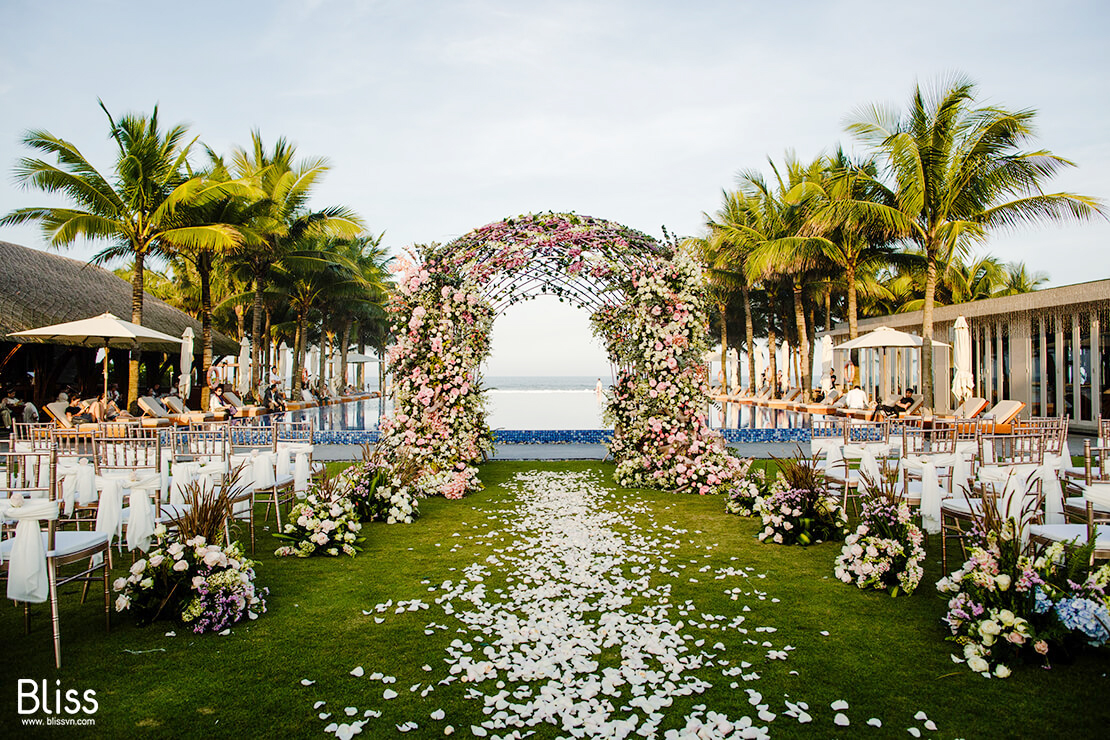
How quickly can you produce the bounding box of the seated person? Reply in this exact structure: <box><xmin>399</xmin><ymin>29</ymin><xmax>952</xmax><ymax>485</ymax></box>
<box><xmin>209</xmin><ymin>384</ymin><xmax>238</xmax><ymax>416</ymax></box>
<box><xmin>22</xmin><ymin>400</ymin><xmax>39</xmax><ymax>423</ymax></box>
<box><xmin>0</xmin><ymin>389</ymin><xmax>20</xmax><ymax>430</ymax></box>
<box><xmin>86</xmin><ymin>392</ymin><xmax>121</xmax><ymax>422</ymax></box>
<box><xmin>65</xmin><ymin>401</ymin><xmax>96</xmax><ymax>425</ymax></box>
<box><xmin>263</xmin><ymin>382</ymin><xmax>286</xmax><ymax>413</ymax></box>
<box><xmin>843</xmin><ymin>385</ymin><xmax>870</xmax><ymax>410</ymax></box>
<box><xmin>877</xmin><ymin>387</ymin><xmax>915</xmax><ymax>417</ymax></box>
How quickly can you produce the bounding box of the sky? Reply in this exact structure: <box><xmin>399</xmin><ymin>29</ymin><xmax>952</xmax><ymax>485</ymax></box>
<box><xmin>1</xmin><ymin>0</ymin><xmax>1107</xmax><ymax>377</ymax></box>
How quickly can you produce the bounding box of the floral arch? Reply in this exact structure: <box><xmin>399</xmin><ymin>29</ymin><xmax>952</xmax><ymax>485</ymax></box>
<box><xmin>381</xmin><ymin>212</ymin><xmax>743</xmax><ymax>499</ymax></box>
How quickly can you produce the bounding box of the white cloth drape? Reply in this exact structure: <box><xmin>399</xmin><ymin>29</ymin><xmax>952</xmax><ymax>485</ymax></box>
<box><xmin>59</xmin><ymin>458</ymin><xmax>97</xmax><ymax>515</ymax></box>
<box><xmin>2</xmin><ymin>497</ymin><xmax>58</xmax><ymax>603</ymax></box>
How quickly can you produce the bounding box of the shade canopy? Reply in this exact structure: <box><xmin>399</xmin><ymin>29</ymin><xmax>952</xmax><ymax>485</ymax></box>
<box><xmin>838</xmin><ymin>326</ymin><xmax>950</xmax><ymax>351</ymax></box>
<box><xmin>9</xmin><ymin>312</ymin><xmax>182</xmax><ymax>397</ymax></box>
<box><xmin>9</xmin><ymin>312</ymin><xmax>183</xmax><ymax>348</ymax></box>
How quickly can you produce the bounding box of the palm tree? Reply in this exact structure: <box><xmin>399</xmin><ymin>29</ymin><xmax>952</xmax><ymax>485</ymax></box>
<box><xmin>848</xmin><ymin>75</ymin><xmax>1104</xmax><ymax>407</ymax></box>
<box><xmin>998</xmin><ymin>261</ymin><xmax>1049</xmax><ymax>295</ymax></box>
<box><xmin>1</xmin><ymin>102</ymin><xmax>245</xmax><ymax>404</ymax></box>
<box><xmin>737</xmin><ymin>156</ymin><xmax>827</xmax><ymax>396</ymax></box>
<box><xmin>799</xmin><ymin>149</ymin><xmax>907</xmax><ymax>339</ymax></box>
<box><xmin>228</xmin><ymin>131</ymin><xmax>363</xmax><ymax>388</ymax></box>
<box><xmin>707</xmin><ymin>190</ymin><xmax>768</xmax><ymax>394</ymax></box>
<box><xmin>327</xmin><ymin>234</ymin><xmax>392</xmax><ymax>390</ymax></box>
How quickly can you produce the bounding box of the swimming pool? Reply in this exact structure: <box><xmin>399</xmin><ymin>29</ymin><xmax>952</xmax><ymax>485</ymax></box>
<box><xmin>250</xmin><ymin>398</ymin><xmax>811</xmax><ymax>445</ymax></box>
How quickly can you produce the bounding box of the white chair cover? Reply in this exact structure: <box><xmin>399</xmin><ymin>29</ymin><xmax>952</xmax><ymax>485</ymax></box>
<box><xmin>2</xmin><ymin>496</ymin><xmax>59</xmax><ymax>603</ymax></box>
<box><xmin>278</xmin><ymin>443</ymin><xmax>313</xmax><ymax>494</ymax></box>
<box><xmin>95</xmin><ymin>472</ymin><xmax>161</xmax><ymax>551</ymax></box>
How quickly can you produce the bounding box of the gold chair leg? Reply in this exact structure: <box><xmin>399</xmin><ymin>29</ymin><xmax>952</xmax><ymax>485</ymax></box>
<box><xmin>47</xmin><ymin>558</ymin><xmax>61</xmax><ymax>669</ymax></box>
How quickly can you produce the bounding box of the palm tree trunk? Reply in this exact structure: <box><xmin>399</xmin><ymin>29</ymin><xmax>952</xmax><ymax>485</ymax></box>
<box><xmin>768</xmin><ymin>323</ymin><xmax>778</xmax><ymax>399</ymax></box>
<box><xmin>824</xmin><ymin>284</ymin><xmax>831</xmax><ymax>332</ymax></box>
<box><xmin>339</xmin><ymin>320</ymin><xmax>351</xmax><ymax>394</ymax></box>
<box><xmin>317</xmin><ymin>331</ymin><xmax>328</xmax><ymax>392</ymax></box>
<box><xmin>199</xmin><ymin>252</ymin><xmax>213</xmax><ymax>411</ymax></box>
<box><xmin>251</xmin><ymin>278</ymin><xmax>263</xmax><ymax>391</ymax></box>
<box><xmin>921</xmin><ymin>256</ymin><xmax>938</xmax><ymax>410</ymax></box>
<box><xmin>847</xmin><ymin>264</ymin><xmax>859</xmax><ymax>339</ymax></box>
<box><xmin>717</xmin><ymin>300</ymin><xmax>728</xmax><ymax>395</ymax></box>
<box><xmin>742</xmin><ymin>284</ymin><xmax>755</xmax><ymax>393</ymax></box>
<box><xmin>127</xmin><ymin>250</ymin><xmax>145</xmax><ymax>407</ymax></box>
<box><xmin>792</xmin><ymin>284</ymin><xmax>810</xmax><ymax>397</ymax></box>
<box><xmin>263</xmin><ymin>305</ymin><xmax>272</xmax><ymax>377</ymax></box>
<box><xmin>291</xmin><ymin>318</ymin><xmax>303</xmax><ymax>393</ymax></box>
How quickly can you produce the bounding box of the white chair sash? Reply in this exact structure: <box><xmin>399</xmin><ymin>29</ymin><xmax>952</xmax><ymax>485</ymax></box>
<box><xmin>1085</xmin><ymin>482</ymin><xmax>1110</xmax><ymax>510</ymax></box>
<box><xmin>977</xmin><ymin>464</ymin><xmax>1040</xmax><ymax>526</ymax></box>
<box><xmin>59</xmin><ymin>458</ymin><xmax>97</xmax><ymax>515</ymax></box>
<box><xmin>170</xmin><ymin>461</ymin><xmax>201</xmax><ymax>505</ymax></box>
<box><xmin>2</xmin><ymin>497</ymin><xmax>58</xmax><ymax>603</ymax></box>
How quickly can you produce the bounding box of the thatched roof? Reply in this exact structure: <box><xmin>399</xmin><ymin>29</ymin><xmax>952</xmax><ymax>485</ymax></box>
<box><xmin>0</xmin><ymin>240</ymin><xmax>237</xmax><ymax>355</ymax></box>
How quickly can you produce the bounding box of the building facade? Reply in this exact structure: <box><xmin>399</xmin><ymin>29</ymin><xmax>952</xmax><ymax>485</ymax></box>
<box><xmin>824</xmin><ymin>279</ymin><xmax>1110</xmax><ymax>433</ymax></box>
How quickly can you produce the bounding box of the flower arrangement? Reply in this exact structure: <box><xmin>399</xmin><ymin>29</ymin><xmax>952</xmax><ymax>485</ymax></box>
<box><xmin>340</xmin><ymin>444</ymin><xmax>422</xmax><ymax>523</ymax></box>
<box><xmin>756</xmin><ymin>454</ymin><xmax>847</xmax><ymax>546</ymax></box>
<box><xmin>834</xmin><ymin>468</ymin><xmax>926</xmax><ymax>595</ymax></box>
<box><xmin>936</xmin><ymin>499</ymin><xmax>1110</xmax><ymax>677</ymax></box>
<box><xmin>725</xmin><ymin>462</ymin><xmax>779</xmax><ymax>517</ymax></box>
<box><xmin>113</xmin><ymin>525</ymin><xmax>267</xmax><ymax>633</ymax></box>
<box><xmin>274</xmin><ymin>476</ymin><xmax>364</xmax><ymax>557</ymax></box>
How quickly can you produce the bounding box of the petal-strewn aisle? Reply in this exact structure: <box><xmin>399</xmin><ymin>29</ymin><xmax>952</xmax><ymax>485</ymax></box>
<box><xmin>311</xmin><ymin>470</ymin><xmax>937</xmax><ymax>738</ymax></box>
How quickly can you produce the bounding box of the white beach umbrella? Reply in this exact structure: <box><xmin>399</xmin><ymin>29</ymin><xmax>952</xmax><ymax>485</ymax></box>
<box><xmin>819</xmin><ymin>335</ymin><xmax>834</xmax><ymax>391</ymax></box>
<box><xmin>839</xmin><ymin>325</ymin><xmax>950</xmax><ymax>350</ymax></box>
<box><xmin>726</xmin><ymin>347</ymin><xmax>739</xmax><ymax>389</ymax></box>
<box><xmin>754</xmin><ymin>342</ymin><xmax>768</xmax><ymax>386</ymax></box>
<box><xmin>237</xmin><ymin>336</ymin><xmax>251</xmax><ymax>397</ymax></box>
<box><xmin>951</xmin><ymin>316</ymin><xmax>974</xmax><ymax>403</ymax></box>
<box><xmin>306</xmin><ymin>345</ymin><xmax>319</xmax><ymax>384</ymax></box>
<box><xmin>9</xmin><ymin>312</ymin><xmax>181</xmax><ymax>397</ymax></box>
<box><xmin>179</xmin><ymin>327</ymin><xmax>194</xmax><ymax>398</ymax></box>
<box><xmin>277</xmin><ymin>342</ymin><xmax>289</xmax><ymax>389</ymax></box>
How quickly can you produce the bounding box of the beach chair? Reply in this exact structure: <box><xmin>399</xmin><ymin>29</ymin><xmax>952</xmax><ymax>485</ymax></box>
<box><xmin>43</xmin><ymin>401</ymin><xmax>98</xmax><ymax>434</ymax></box>
<box><xmin>163</xmin><ymin>395</ymin><xmax>217</xmax><ymax>422</ymax></box>
<box><xmin>138</xmin><ymin>396</ymin><xmax>200</xmax><ymax>426</ymax></box>
<box><xmin>942</xmin><ymin>397</ymin><xmax>989</xmax><ymax>420</ymax></box>
<box><xmin>897</xmin><ymin>394</ymin><xmax>925</xmax><ymax>417</ymax></box>
<box><xmin>977</xmin><ymin>399</ymin><xmax>1026</xmax><ymax>432</ymax></box>
<box><xmin>222</xmin><ymin>391</ymin><xmax>266</xmax><ymax>418</ymax></box>
<box><xmin>285</xmin><ymin>389</ymin><xmax>319</xmax><ymax>412</ymax></box>
<box><xmin>766</xmin><ymin>387</ymin><xmax>801</xmax><ymax>410</ymax></box>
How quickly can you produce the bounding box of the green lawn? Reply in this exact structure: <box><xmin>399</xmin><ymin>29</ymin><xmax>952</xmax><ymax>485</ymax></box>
<box><xmin>2</xmin><ymin>460</ymin><xmax>1108</xmax><ymax>738</ymax></box>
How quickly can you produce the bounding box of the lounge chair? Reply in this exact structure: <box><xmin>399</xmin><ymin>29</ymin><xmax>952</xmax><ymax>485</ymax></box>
<box><xmin>221</xmin><ymin>391</ymin><xmax>266</xmax><ymax>418</ymax></box>
<box><xmin>938</xmin><ymin>397</ymin><xmax>989</xmax><ymax>420</ymax></box>
<box><xmin>137</xmin><ymin>396</ymin><xmax>200</xmax><ymax>426</ymax></box>
<box><xmin>977</xmin><ymin>399</ymin><xmax>1026</xmax><ymax>432</ymax></box>
<box><xmin>766</xmin><ymin>387</ymin><xmax>802</xmax><ymax>410</ymax></box>
<box><xmin>738</xmin><ymin>386</ymin><xmax>772</xmax><ymax>406</ymax></box>
<box><xmin>164</xmin><ymin>395</ymin><xmax>217</xmax><ymax>422</ymax></box>
<box><xmin>43</xmin><ymin>401</ymin><xmax>99</xmax><ymax>434</ymax></box>
<box><xmin>897</xmin><ymin>394</ymin><xmax>925</xmax><ymax>417</ymax></box>
<box><xmin>285</xmin><ymin>389</ymin><xmax>319</xmax><ymax>412</ymax></box>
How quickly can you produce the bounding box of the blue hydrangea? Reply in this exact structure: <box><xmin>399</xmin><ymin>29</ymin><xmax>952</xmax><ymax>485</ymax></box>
<box><xmin>1033</xmin><ymin>587</ymin><xmax>1053</xmax><ymax>615</ymax></box>
<box><xmin>1055</xmin><ymin>597</ymin><xmax>1110</xmax><ymax>646</ymax></box>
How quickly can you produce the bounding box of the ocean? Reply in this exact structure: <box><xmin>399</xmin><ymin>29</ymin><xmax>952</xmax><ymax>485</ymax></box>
<box><xmin>356</xmin><ymin>375</ymin><xmax>611</xmax><ymax>430</ymax></box>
